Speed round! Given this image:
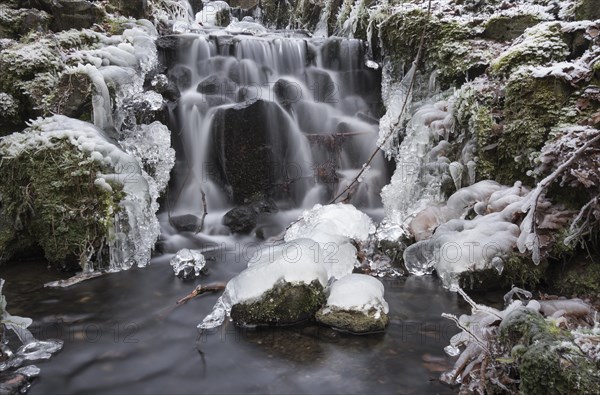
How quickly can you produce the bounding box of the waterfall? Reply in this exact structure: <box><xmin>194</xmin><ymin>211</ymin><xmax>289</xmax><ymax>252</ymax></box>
<box><xmin>165</xmin><ymin>30</ymin><xmax>387</xmax><ymax>238</ymax></box>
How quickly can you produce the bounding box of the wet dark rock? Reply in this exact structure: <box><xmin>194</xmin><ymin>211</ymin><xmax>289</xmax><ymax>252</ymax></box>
<box><xmin>157</xmin><ymin>35</ymin><xmax>198</xmax><ymax>71</ymax></box>
<box><xmin>50</xmin><ymin>0</ymin><xmax>104</xmax><ymax>32</ymax></box>
<box><xmin>167</xmin><ymin>64</ymin><xmax>193</xmax><ymax>93</ymax></box>
<box><xmin>222</xmin><ymin>206</ymin><xmax>256</xmax><ymax>234</ymax></box>
<box><xmin>54</xmin><ymin>72</ymin><xmax>93</xmax><ymax>120</ymax></box>
<box><xmin>197</xmin><ymin>75</ymin><xmax>238</xmax><ymax>97</ymax></box>
<box><xmin>212</xmin><ymin>99</ymin><xmax>290</xmax><ymax>203</ymax></box>
<box><xmin>305</xmin><ymin>68</ymin><xmax>335</xmax><ymax>103</ymax></box>
<box><xmin>189</xmin><ymin>0</ymin><xmax>203</xmax><ymax>14</ymax></box>
<box><xmin>171</xmin><ymin>214</ymin><xmax>202</xmax><ymax>232</ymax></box>
<box><xmin>230</xmin><ymin>280</ymin><xmax>326</xmax><ymax>326</ymax></box>
<box><xmin>250</xmin><ymin>196</ymin><xmax>278</xmax><ymax>214</ymax></box>
<box><xmin>273</xmin><ymin>78</ymin><xmax>302</xmax><ymax>108</ymax></box>
<box><xmin>107</xmin><ymin>0</ymin><xmax>149</xmax><ymax>19</ymax></box>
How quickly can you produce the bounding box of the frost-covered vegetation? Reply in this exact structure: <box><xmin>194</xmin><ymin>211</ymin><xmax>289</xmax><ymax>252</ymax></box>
<box><xmin>441</xmin><ymin>287</ymin><xmax>600</xmax><ymax>393</ymax></box>
<box><xmin>0</xmin><ymin>0</ymin><xmax>177</xmax><ymax>273</ymax></box>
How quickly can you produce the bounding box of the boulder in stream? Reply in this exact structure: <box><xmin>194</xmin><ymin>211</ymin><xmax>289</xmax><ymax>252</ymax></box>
<box><xmin>222</xmin><ymin>206</ymin><xmax>257</xmax><ymax>234</ymax></box>
<box><xmin>316</xmin><ymin>274</ymin><xmax>389</xmax><ymax>334</ymax></box>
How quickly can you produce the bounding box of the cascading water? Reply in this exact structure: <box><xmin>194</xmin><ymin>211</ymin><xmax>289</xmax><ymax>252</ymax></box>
<box><xmin>164</xmin><ymin>27</ymin><xmax>388</xmax><ymax>240</ymax></box>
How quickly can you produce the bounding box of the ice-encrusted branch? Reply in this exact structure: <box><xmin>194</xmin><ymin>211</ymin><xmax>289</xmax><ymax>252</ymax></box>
<box><xmin>518</xmin><ymin>132</ymin><xmax>600</xmax><ymax>264</ymax></box>
<box><xmin>329</xmin><ymin>0</ymin><xmax>433</xmax><ymax>204</ymax></box>
<box><xmin>441</xmin><ymin>313</ymin><xmax>491</xmax><ymax>355</ymax></box>
<box><xmin>564</xmin><ymin>196</ymin><xmax>598</xmax><ymax>246</ymax></box>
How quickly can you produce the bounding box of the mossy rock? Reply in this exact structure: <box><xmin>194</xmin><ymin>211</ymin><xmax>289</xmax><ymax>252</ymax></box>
<box><xmin>378</xmin><ymin>8</ymin><xmax>491</xmax><ymax>87</ymax></box>
<box><xmin>0</xmin><ymin>6</ymin><xmax>51</xmax><ymax>39</ymax></box>
<box><xmin>0</xmin><ymin>92</ymin><xmax>22</xmax><ymax>136</ymax></box>
<box><xmin>453</xmin><ymin>80</ymin><xmax>505</xmax><ymax>181</ymax></box>
<box><xmin>458</xmin><ymin>253</ymin><xmax>548</xmax><ymax>291</ymax></box>
<box><xmin>260</xmin><ymin>0</ymin><xmax>293</xmax><ymax>29</ymax></box>
<box><xmin>315</xmin><ymin>307</ymin><xmax>389</xmax><ymax>334</ymax></box>
<box><xmin>0</xmin><ymin>139</ymin><xmax>124</xmax><ymax>269</ymax></box>
<box><xmin>499</xmin><ymin>72</ymin><xmax>571</xmax><ymax>183</ymax></box>
<box><xmin>106</xmin><ymin>0</ymin><xmax>149</xmax><ymax>19</ymax></box>
<box><xmin>482</xmin><ymin>14</ymin><xmax>541</xmax><ymax>42</ymax></box>
<box><xmin>230</xmin><ymin>280</ymin><xmax>326</xmax><ymax>326</ymax></box>
<box><xmin>500</xmin><ymin>308</ymin><xmax>600</xmax><ymax>395</ymax></box>
<box><xmin>490</xmin><ymin>22</ymin><xmax>570</xmax><ymax>77</ymax></box>
<box><xmin>574</xmin><ymin>0</ymin><xmax>600</xmax><ymax>21</ymax></box>
<box><xmin>548</xmin><ymin>255</ymin><xmax>600</xmax><ymax>297</ymax></box>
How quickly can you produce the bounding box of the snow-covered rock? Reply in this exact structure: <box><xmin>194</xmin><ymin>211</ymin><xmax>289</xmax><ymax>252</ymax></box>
<box><xmin>316</xmin><ymin>274</ymin><xmax>389</xmax><ymax>333</ymax></box>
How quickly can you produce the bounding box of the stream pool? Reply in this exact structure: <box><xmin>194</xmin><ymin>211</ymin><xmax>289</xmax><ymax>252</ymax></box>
<box><xmin>2</xmin><ymin>238</ymin><xmax>467</xmax><ymax>395</ymax></box>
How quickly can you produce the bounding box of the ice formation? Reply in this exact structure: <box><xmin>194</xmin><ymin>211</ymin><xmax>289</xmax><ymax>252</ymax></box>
<box><xmin>64</xmin><ymin>25</ymin><xmax>159</xmax><ymax>134</ymax></box>
<box><xmin>379</xmin><ymin>98</ymin><xmax>456</xmax><ymax>242</ymax></box>
<box><xmin>196</xmin><ymin>1</ymin><xmax>230</xmax><ymax>26</ymax></box>
<box><xmin>285</xmin><ymin>203</ymin><xmax>375</xmax><ymax>280</ymax></box>
<box><xmin>199</xmin><ymin>204</ymin><xmax>387</xmax><ymax>330</ymax></box>
<box><xmin>403</xmin><ymin>181</ymin><xmax>532</xmax><ymax>288</ymax></box>
<box><xmin>0</xmin><ymin>116</ymin><xmax>168</xmax><ymax>271</ymax></box>
<box><xmin>198</xmin><ymin>239</ymin><xmax>328</xmax><ymax>329</ymax></box>
<box><xmin>285</xmin><ymin>203</ymin><xmax>375</xmax><ymax>243</ymax></box>
<box><xmin>1</xmin><ymin>279</ymin><xmax>63</xmax><ymax>384</ymax></box>
<box><xmin>441</xmin><ymin>287</ymin><xmax>597</xmax><ymax>391</ymax></box>
<box><xmin>170</xmin><ymin>249</ymin><xmax>206</xmax><ymax>279</ymax></box>
<box><xmin>320</xmin><ymin>274</ymin><xmax>389</xmax><ymax>317</ymax></box>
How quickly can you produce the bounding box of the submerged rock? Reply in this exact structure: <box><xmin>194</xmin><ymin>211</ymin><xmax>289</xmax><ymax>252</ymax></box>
<box><xmin>171</xmin><ymin>214</ymin><xmax>202</xmax><ymax>232</ymax></box>
<box><xmin>316</xmin><ymin>274</ymin><xmax>389</xmax><ymax>333</ymax></box>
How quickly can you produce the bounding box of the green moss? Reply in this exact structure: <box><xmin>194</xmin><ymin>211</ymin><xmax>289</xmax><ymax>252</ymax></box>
<box><xmin>261</xmin><ymin>0</ymin><xmax>293</xmax><ymax>29</ymax></box>
<box><xmin>458</xmin><ymin>253</ymin><xmax>547</xmax><ymax>291</ymax></box>
<box><xmin>453</xmin><ymin>82</ymin><xmax>506</xmax><ymax>181</ymax></box>
<box><xmin>490</xmin><ymin>22</ymin><xmax>569</xmax><ymax>76</ymax></box>
<box><xmin>500</xmin><ymin>308</ymin><xmax>600</xmax><ymax>395</ymax></box>
<box><xmin>574</xmin><ymin>0</ymin><xmax>600</xmax><ymax>21</ymax></box>
<box><xmin>0</xmin><ymin>140</ymin><xmax>124</xmax><ymax>269</ymax></box>
<box><xmin>549</xmin><ymin>255</ymin><xmax>600</xmax><ymax>296</ymax></box>
<box><xmin>378</xmin><ymin>8</ymin><xmax>490</xmax><ymax>87</ymax></box>
<box><xmin>316</xmin><ymin>307</ymin><xmax>389</xmax><ymax>333</ymax></box>
<box><xmin>497</xmin><ymin>71</ymin><xmax>571</xmax><ymax>183</ymax></box>
<box><xmin>230</xmin><ymin>280</ymin><xmax>326</xmax><ymax>327</ymax></box>
<box><xmin>482</xmin><ymin>14</ymin><xmax>541</xmax><ymax>42</ymax></box>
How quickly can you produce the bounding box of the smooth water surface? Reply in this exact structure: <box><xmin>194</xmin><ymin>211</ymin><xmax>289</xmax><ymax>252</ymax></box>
<box><xmin>3</xmin><ymin>241</ymin><xmax>465</xmax><ymax>395</ymax></box>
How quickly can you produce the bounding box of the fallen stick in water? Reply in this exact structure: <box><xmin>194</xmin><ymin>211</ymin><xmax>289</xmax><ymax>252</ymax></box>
<box><xmin>176</xmin><ymin>283</ymin><xmax>226</xmax><ymax>305</ymax></box>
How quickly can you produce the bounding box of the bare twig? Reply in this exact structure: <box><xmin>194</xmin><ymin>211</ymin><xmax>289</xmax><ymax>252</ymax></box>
<box><xmin>195</xmin><ymin>189</ymin><xmax>208</xmax><ymax>234</ymax></box>
<box><xmin>328</xmin><ymin>0</ymin><xmax>434</xmax><ymax>205</ymax></box>
<box><xmin>521</xmin><ymin>132</ymin><xmax>600</xmax><ymax>263</ymax></box>
<box><xmin>176</xmin><ymin>282</ymin><xmax>226</xmax><ymax>305</ymax></box>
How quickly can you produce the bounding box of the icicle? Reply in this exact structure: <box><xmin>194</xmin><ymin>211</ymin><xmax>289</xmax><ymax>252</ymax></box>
<box><xmin>449</xmin><ymin>161</ymin><xmax>464</xmax><ymax>191</ymax></box>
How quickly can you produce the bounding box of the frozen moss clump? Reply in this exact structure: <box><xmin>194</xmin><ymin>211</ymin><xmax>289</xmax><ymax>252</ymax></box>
<box><xmin>0</xmin><ymin>116</ymin><xmax>171</xmax><ymax>271</ymax></box>
<box><xmin>500</xmin><ymin>308</ymin><xmax>600</xmax><ymax>395</ymax></box>
<box><xmin>491</xmin><ymin>22</ymin><xmax>570</xmax><ymax>76</ymax></box>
